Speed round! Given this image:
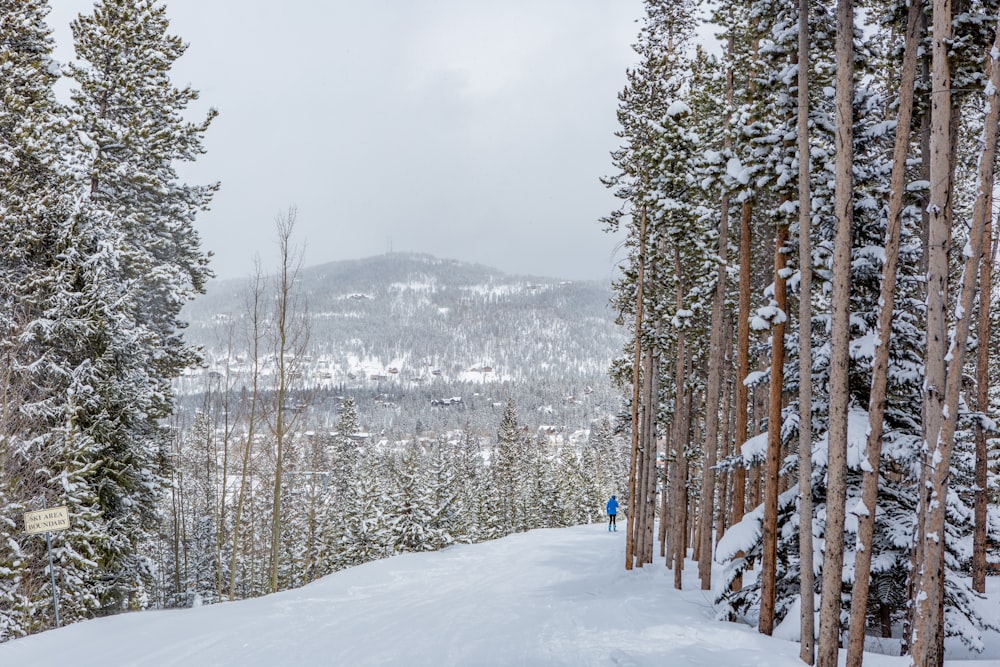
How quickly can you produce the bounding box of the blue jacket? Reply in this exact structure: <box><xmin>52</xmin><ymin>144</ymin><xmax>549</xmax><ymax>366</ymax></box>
<box><xmin>606</xmin><ymin>497</ymin><xmax>619</xmax><ymax>515</ymax></box>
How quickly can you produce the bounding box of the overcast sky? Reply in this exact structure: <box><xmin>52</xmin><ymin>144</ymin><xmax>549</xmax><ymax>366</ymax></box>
<box><xmin>47</xmin><ymin>1</ymin><xmax>655</xmax><ymax>282</ymax></box>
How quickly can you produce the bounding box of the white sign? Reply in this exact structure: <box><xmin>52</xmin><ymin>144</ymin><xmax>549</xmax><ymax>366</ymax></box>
<box><xmin>24</xmin><ymin>506</ymin><xmax>70</xmax><ymax>535</ymax></box>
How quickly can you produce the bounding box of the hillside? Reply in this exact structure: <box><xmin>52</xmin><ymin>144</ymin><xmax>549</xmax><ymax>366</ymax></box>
<box><xmin>179</xmin><ymin>253</ymin><xmax>625</xmax><ymax>435</ymax></box>
<box><xmin>4</xmin><ymin>524</ymin><xmax>999</xmax><ymax>666</ymax></box>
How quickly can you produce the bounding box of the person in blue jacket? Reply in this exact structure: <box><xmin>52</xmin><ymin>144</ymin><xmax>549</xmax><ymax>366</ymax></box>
<box><xmin>606</xmin><ymin>495</ymin><xmax>619</xmax><ymax>531</ymax></box>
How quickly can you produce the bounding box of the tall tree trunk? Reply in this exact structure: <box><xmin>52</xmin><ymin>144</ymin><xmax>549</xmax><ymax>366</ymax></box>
<box><xmin>268</xmin><ymin>208</ymin><xmax>308</xmax><ymax>594</ymax></box>
<box><xmin>666</xmin><ymin>436</ymin><xmax>677</xmax><ymax>570</ymax></box>
<box><xmin>760</xmin><ymin>208</ymin><xmax>789</xmax><ymax>636</ymax></box>
<box><xmin>717</xmin><ymin>322</ymin><xmax>735</xmax><ymax>543</ymax></box>
<box><xmin>731</xmin><ymin>40</ymin><xmax>759</xmax><ymax>578</ymax></box>
<box><xmin>626</xmin><ymin>206</ymin><xmax>648</xmax><ymax>571</ymax></box>
<box><xmin>817</xmin><ymin>0</ymin><xmax>854</xmax><ymax>665</ymax></box>
<box><xmin>908</xmin><ymin>0</ymin><xmax>954</xmax><ymax>658</ymax></box>
<box><xmin>972</xmin><ymin>210</ymin><xmax>994</xmax><ymax>594</ymax></box>
<box><xmin>636</xmin><ymin>337</ymin><xmax>660</xmax><ymax>567</ymax></box>
<box><xmin>910</xmin><ymin>8</ymin><xmax>1000</xmax><ymax>664</ymax></box>
<box><xmin>660</xmin><ymin>424</ymin><xmax>672</xmax><ymax>558</ymax></box>
<box><xmin>230</xmin><ymin>263</ymin><xmax>265</xmax><ymax>599</ymax></box>
<box><xmin>643</xmin><ymin>344</ymin><xmax>660</xmax><ymax>565</ymax></box>
<box><xmin>845</xmin><ymin>3</ymin><xmax>923</xmax><ymax>664</ymax></box>
<box><xmin>698</xmin><ymin>22</ymin><xmax>736</xmax><ymax>591</ymax></box>
<box><xmin>797</xmin><ymin>0</ymin><xmax>816</xmax><ymax>660</ymax></box>
<box><xmin>731</xmin><ymin>192</ymin><xmax>753</xmax><ymax>591</ymax></box>
<box><xmin>674</xmin><ymin>343</ymin><xmax>692</xmax><ymax>588</ymax></box>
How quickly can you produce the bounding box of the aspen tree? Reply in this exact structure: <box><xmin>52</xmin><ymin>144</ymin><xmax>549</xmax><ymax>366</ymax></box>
<box><xmin>229</xmin><ymin>262</ymin><xmax>266</xmax><ymax>598</ymax></box>
<box><xmin>267</xmin><ymin>209</ymin><xmax>311</xmax><ymax>593</ymax></box>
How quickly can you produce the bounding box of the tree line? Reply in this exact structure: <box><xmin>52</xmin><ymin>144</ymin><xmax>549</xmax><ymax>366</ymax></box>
<box><xmin>608</xmin><ymin>1</ymin><xmax>1000</xmax><ymax>666</ymax></box>
<box><xmin>162</xmin><ymin>395</ymin><xmax>626</xmax><ymax>607</ymax></box>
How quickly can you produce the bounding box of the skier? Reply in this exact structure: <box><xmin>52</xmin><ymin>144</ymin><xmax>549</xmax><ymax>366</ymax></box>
<box><xmin>606</xmin><ymin>495</ymin><xmax>619</xmax><ymax>532</ymax></box>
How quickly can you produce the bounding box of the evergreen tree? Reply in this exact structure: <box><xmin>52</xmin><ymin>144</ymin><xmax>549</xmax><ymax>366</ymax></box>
<box><xmin>338</xmin><ymin>452</ymin><xmax>390</xmax><ymax>568</ymax></box>
<box><xmin>494</xmin><ymin>398</ymin><xmax>524</xmax><ymax>534</ymax></box>
<box><xmin>0</xmin><ymin>0</ymin><xmax>70</xmax><ymax>633</ymax></box>
<box><xmin>22</xmin><ymin>0</ymin><xmax>221</xmax><ymax>614</ymax></box>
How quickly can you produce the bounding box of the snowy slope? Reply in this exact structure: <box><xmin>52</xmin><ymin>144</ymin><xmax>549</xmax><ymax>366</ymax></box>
<box><xmin>2</xmin><ymin>525</ymin><xmax>998</xmax><ymax>666</ymax></box>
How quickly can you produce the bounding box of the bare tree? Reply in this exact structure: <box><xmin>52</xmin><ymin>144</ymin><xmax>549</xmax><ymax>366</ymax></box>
<box><xmin>229</xmin><ymin>259</ymin><xmax>266</xmax><ymax>598</ymax></box>
<box><xmin>267</xmin><ymin>207</ymin><xmax>311</xmax><ymax>594</ymax></box>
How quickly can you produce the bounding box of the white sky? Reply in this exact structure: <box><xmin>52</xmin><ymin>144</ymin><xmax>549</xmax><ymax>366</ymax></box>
<box><xmin>46</xmin><ymin>0</ymin><xmax>659</xmax><ymax>282</ymax></box>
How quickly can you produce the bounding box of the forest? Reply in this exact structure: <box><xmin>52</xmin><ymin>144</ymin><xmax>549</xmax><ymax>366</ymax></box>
<box><xmin>6</xmin><ymin>0</ymin><xmax>1000</xmax><ymax>666</ymax></box>
<box><xmin>608</xmin><ymin>1</ymin><xmax>1000</xmax><ymax>666</ymax></box>
<box><xmin>0</xmin><ymin>0</ymin><xmax>626</xmax><ymax>643</ymax></box>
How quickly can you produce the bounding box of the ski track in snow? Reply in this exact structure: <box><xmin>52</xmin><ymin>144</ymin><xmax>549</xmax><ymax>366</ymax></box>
<box><xmin>3</xmin><ymin>525</ymin><xmax>1000</xmax><ymax>666</ymax></box>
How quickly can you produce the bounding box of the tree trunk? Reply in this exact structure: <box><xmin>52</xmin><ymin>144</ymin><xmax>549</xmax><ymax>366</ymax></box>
<box><xmin>717</xmin><ymin>323</ymin><xmax>735</xmax><ymax>543</ymax></box>
<box><xmin>910</xmin><ymin>7</ymin><xmax>1000</xmax><ymax>664</ymax></box>
<box><xmin>268</xmin><ymin>208</ymin><xmax>309</xmax><ymax>594</ymax></box>
<box><xmin>845</xmin><ymin>3</ymin><xmax>923</xmax><ymax>664</ymax></box>
<box><xmin>731</xmin><ymin>194</ymin><xmax>753</xmax><ymax>590</ymax></box>
<box><xmin>626</xmin><ymin>206</ymin><xmax>648</xmax><ymax>571</ymax></box>
<box><xmin>797</xmin><ymin>0</ymin><xmax>816</xmax><ymax>660</ymax></box>
<box><xmin>908</xmin><ymin>0</ymin><xmax>954</xmax><ymax>659</ymax></box>
<box><xmin>636</xmin><ymin>339</ymin><xmax>660</xmax><ymax>567</ymax></box>
<box><xmin>972</xmin><ymin>209</ymin><xmax>993</xmax><ymax>594</ymax></box>
<box><xmin>660</xmin><ymin>425</ymin><xmax>672</xmax><ymax>558</ymax></box>
<box><xmin>760</xmin><ymin>206</ymin><xmax>789</xmax><ymax>636</ymax></box>
<box><xmin>230</xmin><ymin>263</ymin><xmax>265</xmax><ymax>598</ymax></box>
<box><xmin>674</xmin><ymin>348</ymin><xmax>692</xmax><ymax>588</ymax></box>
<box><xmin>817</xmin><ymin>1</ymin><xmax>854</xmax><ymax>665</ymax></box>
<box><xmin>644</xmin><ymin>346</ymin><xmax>660</xmax><ymax>565</ymax></box>
<box><xmin>698</xmin><ymin>23</ymin><xmax>735</xmax><ymax>588</ymax></box>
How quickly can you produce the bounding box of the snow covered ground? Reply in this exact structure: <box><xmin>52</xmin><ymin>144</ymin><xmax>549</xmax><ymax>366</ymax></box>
<box><xmin>3</xmin><ymin>524</ymin><xmax>1000</xmax><ymax>666</ymax></box>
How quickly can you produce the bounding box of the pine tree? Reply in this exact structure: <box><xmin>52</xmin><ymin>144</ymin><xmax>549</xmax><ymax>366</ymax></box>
<box><xmin>60</xmin><ymin>0</ymin><xmax>216</xmax><ymax>612</ymax></box>
<box><xmin>0</xmin><ymin>0</ymin><xmax>70</xmax><ymax>634</ymax></box>
<box><xmin>494</xmin><ymin>398</ymin><xmax>524</xmax><ymax>534</ymax></box>
<box><xmin>338</xmin><ymin>452</ymin><xmax>390</xmax><ymax>568</ymax></box>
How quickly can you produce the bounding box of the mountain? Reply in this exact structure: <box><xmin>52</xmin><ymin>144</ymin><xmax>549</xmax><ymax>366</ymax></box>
<box><xmin>179</xmin><ymin>252</ymin><xmax>626</xmax><ymax>436</ymax></box>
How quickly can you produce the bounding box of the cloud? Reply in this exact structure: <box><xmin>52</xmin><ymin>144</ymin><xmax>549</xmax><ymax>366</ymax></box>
<box><xmin>45</xmin><ymin>0</ymin><xmax>646</xmax><ymax>282</ymax></box>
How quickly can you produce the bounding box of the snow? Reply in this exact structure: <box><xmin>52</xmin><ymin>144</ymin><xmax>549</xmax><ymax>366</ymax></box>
<box><xmin>5</xmin><ymin>524</ymin><xmax>1000</xmax><ymax>665</ymax></box>
<box><xmin>726</xmin><ymin>156</ymin><xmax>751</xmax><ymax>185</ymax></box>
<box><xmin>815</xmin><ymin>407</ymin><xmax>875</xmax><ymax>473</ymax></box>
<box><xmin>665</xmin><ymin>100</ymin><xmax>691</xmax><ymax>117</ymax></box>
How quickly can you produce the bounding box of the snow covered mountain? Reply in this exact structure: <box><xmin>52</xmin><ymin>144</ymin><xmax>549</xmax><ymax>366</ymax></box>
<box><xmin>180</xmin><ymin>252</ymin><xmax>625</xmax><ymax>435</ymax></box>
<box><xmin>4</xmin><ymin>524</ymin><xmax>999</xmax><ymax>666</ymax></box>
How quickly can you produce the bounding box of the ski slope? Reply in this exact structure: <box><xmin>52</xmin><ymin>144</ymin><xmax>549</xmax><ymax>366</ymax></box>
<box><xmin>2</xmin><ymin>524</ymin><xmax>999</xmax><ymax>666</ymax></box>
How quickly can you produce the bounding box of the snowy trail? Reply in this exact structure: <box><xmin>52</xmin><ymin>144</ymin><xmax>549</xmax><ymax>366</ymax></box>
<box><xmin>0</xmin><ymin>524</ymin><xmax>996</xmax><ymax>666</ymax></box>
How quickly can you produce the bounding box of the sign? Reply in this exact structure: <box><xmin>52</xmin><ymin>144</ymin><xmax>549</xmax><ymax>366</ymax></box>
<box><xmin>24</xmin><ymin>506</ymin><xmax>70</xmax><ymax>535</ymax></box>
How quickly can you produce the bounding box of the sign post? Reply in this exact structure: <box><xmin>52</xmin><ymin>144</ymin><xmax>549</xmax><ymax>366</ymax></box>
<box><xmin>24</xmin><ymin>503</ymin><xmax>70</xmax><ymax>628</ymax></box>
